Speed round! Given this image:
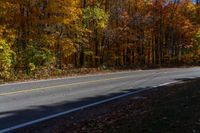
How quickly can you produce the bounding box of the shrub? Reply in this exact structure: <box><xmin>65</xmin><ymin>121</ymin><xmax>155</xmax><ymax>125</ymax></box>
<box><xmin>25</xmin><ymin>45</ymin><xmax>52</xmax><ymax>71</ymax></box>
<box><xmin>0</xmin><ymin>39</ymin><xmax>13</xmax><ymax>79</ymax></box>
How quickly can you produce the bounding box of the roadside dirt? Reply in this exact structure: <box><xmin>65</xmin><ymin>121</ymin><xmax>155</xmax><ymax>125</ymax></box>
<box><xmin>16</xmin><ymin>79</ymin><xmax>200</xmax><ymax>133</ymax></box>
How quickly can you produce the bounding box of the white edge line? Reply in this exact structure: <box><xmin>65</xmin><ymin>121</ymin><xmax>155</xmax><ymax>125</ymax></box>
<box><xmin>0</xmin><ymin>81</ymin><xmax>178</xmax><ymax>133</ymax></box>
<box><xmin>153</xmin><ymin>81</ymin><xmax>178</xmax><ymax>87</ymax></box>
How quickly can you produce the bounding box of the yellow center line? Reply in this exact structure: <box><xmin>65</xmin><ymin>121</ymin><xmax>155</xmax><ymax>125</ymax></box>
<box><xmin>0</xmin><ymin>74</ymin><xmax>138</xmax><ymax>96</ymax></box>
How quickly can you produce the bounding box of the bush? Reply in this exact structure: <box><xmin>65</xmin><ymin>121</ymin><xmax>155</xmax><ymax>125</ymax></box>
<box><xmin>0</xmin><ymin>39</ymin><xmax>13</xmax><ymax>79</ymax></box>
<box><xmin>25</xmin><ymin>45</ymin><xmax>52</xmax><ymax>71</ymax></box>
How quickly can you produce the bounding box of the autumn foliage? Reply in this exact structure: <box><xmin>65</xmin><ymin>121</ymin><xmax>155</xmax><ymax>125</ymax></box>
<box><xmin>0</xmin><ymin>0</ymin><xmax>200</xmax><ymax>80</ymax></box>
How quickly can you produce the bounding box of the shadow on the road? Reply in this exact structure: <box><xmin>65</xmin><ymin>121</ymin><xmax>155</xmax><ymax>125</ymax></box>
<box><xmin>0</xmin><ymin>77</ymin><xmax>199</xmax><ymax>132</ymax></box>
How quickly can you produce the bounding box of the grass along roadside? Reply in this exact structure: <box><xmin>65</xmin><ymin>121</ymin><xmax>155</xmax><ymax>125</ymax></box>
<box><xmin>1</xmin><ymin>65</ymin><xmax>198</xmax><ymax>85</ymax></box>
<box><xmin>0</xmin><ymin>68</ymin><xmax>118</xmax><ymax>85</ymax></box>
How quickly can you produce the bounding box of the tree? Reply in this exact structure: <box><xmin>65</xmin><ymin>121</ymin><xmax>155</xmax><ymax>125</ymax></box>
<box><xmin>0</xmin><ymin>26</ymin><xmax>15</xmax><ymax>79</ymax></box>
<box><xmin>0</xmin><ymin>0</ymin><xmax>200</xmax><ymax>80</ymax></box>
<box><xmin>83</xmin><ymin>4</ymin><xmax>109</xmax><ymax>66</ymax></box>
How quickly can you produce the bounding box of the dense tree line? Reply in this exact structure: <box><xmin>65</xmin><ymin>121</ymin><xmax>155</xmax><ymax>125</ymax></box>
<box><xmin>0</xmin><ymin>0</ymin><xmax>200</xmax><ymax>80</ymax></box>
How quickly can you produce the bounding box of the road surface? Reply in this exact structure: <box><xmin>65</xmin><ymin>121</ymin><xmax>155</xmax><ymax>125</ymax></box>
<box><xmin>0</xmin><ymin>67</ymin><xmax>200</xmax><ymax>132</ymax></box>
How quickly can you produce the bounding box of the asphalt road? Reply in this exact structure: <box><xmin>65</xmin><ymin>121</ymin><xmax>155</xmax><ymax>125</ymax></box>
<box><xmin>0</xmin><ymin>67</ymin><xmax>200</xmax><ymax>132</ymax></box>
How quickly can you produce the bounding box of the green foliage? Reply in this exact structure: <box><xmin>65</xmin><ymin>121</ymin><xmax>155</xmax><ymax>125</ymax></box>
<box><xmin>83</xmin><ymin>5</ymin><xmax>109</xmax><ymax>29</ymax></box>
<box><xmin>0</xmin><ymin>39</ymin><xmax>13</xmax><ymax>79</ymax></box>
<box><xmin>25</xmin><ymin>45</ymin><xmax>52</xmax><ymax>70</ymax></box>
<box><xmin>183</xmin><ymin>31</ymin><xmax>200</xmax><ymax>64</ymax></box>
<box><xmin>191</xmin><ymin>31</ymin><xmax>200</xmax><ymax>53</ymax></box>
<box><xmin>195</xmin><ymin>32</ymin><xmax>200</xmax><ymax>44</ymax></box>
<box><xmin>193</xmin><ymin>31</ymin><xmax>200</xmax><ymax>62</ymax></box>
<box><xmin>28</xmin><ymin>63</ymin><xmax>36</xmax><ymax>72</ymax></box>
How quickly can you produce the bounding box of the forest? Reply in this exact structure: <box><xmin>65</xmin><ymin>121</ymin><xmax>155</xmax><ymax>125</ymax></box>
<box><xmin>0</xmin><ymin>0</ymin><xmax>200</xmax><ymax>81</ymax></box>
